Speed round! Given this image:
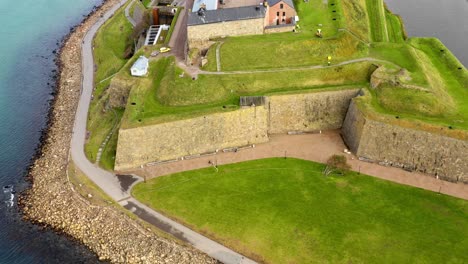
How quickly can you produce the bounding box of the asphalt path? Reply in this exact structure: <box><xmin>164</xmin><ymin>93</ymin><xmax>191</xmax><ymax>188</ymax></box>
<box><xmin>70</xmin><ymin>0</ymin><xmax>256</xmax><ymax>263</ymax></box>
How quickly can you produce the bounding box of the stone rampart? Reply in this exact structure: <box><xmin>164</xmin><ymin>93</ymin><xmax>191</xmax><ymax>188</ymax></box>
<box><xmin>268</xmin><ymin>89</ymin><xmax>360</xmax><ymax>134</ymax></box>
<box><xmin>115</xmin><ymin>106</ymin><xmax>269</xmax><ymax>171</ymax></box>
<box><xmin>342</xmin><ymin>101</ymin><xmax>468</xmax><ymax>183</ymax></box>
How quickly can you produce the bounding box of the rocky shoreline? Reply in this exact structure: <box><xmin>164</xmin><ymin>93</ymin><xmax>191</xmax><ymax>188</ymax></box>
<box><xmin>18</xmin><ymin>0</ymin><xmax>216</xmax><ymax>263</ymax></box>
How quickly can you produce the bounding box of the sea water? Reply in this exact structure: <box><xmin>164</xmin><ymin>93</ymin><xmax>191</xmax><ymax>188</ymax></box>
<box><xmin>386</xmin><ymin>0</ymin><xmax>468</xmax><ymax>66</ymax></box>
<box><xmin>0</xmin><ymin>0</ymin><xmax>102</xmax><ymax>262</ymax></box>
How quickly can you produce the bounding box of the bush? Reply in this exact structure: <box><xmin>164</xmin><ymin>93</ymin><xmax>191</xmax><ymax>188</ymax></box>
<box><xmin>323</xmin><ymin>154</ymin><xmax>351</xmax><ymax>176</ymax></box>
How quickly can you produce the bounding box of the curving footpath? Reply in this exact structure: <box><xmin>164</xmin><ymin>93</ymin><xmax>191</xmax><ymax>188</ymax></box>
<box><xmin>70</xmin><ymin>0</ymin><xmax>256</xmax><ymax>263</ymax></box>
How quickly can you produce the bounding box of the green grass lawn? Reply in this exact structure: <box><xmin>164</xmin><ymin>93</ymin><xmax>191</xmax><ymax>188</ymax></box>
<box><xmin>121</xmin><ymin>56</ymin><xmax>372</xmax><ymax>128</ymax></box>
<box><xmin>133</xmin><ymin>158</ymin><xmax>468</xmax><ymax>264</ymax></box>
<box><xmin>142</xmin><ymin>0</ymin><xmax>151</xmax><ymax>7</ymax></box>
<box><xmin>210</xmin><ymin>32</ymin><xmax>368</xmax><ymax>71</ymax></box>
<box><xmin>203</xmin><ymin>0</ymin><xmax>369</xmax><ymax>72</ymax></box>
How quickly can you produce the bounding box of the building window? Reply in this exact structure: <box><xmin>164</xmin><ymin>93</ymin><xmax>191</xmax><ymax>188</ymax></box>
<box><xmin>280</xmin><ymin>3</ymin><xmax>283</xmax><ymax>9</ymax></box>
<box><xmin>277</xmin><ymin>11</ymin><xmax>279</xmax><ymax>16</ymax></box>
<box><xmin>283</xmin><ymin>12</ymin><xmax>286</xmax><ymax>16</ymax></box>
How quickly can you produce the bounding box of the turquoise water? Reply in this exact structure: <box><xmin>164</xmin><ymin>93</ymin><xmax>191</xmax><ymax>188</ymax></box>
<box><xmin>0</xmin><ymin>0</ymin><xmax>102</xmax><ymax>262</ymax></box>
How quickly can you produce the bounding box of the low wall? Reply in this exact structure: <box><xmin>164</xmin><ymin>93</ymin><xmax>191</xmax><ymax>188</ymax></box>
<box><xmin>264</xmin><ymin>24</ymin><xmax>295</xmax><ymax>34</ymax></box>
<box><xmin>187</xmin><ymin>18</ymin><xmax>264</xmax><ymax>49</ymax></box>
<box><xmin>115</xmin><ymin>106</ymin><xmax>269</xmax><ymax>171</ymax></box>
<box><xmin>268</xmin><ymin>89</ymin><xmax>360</xmax><ymax>134</ymax></box>
<box><xmin>342</xmin><ymin>101</ymin><xmax>468</xmax><ymax>183</ymax></box>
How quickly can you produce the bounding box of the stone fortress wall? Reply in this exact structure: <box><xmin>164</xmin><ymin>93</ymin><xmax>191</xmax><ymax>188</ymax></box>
<box><xmin>115</xmin><ymin>89</ymin><xmax>468</xmax><ymax>184</ymax></box>
<box><xmin>268</xmin><ymin>89</ymin><xmax>360</xmax><ymax>133</ymax></box>
<box><xmin>115</xmin><ymin>89</ymin><xmax>358</xmax><ymax>171</ymax></box>
<box><xmin>342</xmin><ymin>101</ymin><xmax>468</xmax><ymax>183</ymax></box>
<box><xmin>115</xmin><ymin>106</ymin><xmax>269</xmax><ymax>170</ymax></box>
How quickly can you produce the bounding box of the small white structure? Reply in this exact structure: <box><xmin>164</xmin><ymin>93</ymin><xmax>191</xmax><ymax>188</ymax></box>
<box><xmin>130</xmin><ymin>56</ymin><xmax>149</xmax><ymax>77</ymax></box>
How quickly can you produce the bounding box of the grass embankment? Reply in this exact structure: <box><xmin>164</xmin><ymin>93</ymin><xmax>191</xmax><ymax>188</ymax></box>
<box><xmin>366</xmin><ymin>38</ymin><xmax>468</xmax><ymax>133</ymax></box>
<box><xmin>85</xmin><ymin>3</ymin><xmax>132</xmax><ymax>168</ymax></box>
<box><xmin>341</xmin><ymin>0</ymin><xmax>369</xmax><ymax>42</ymax></box>
<box><xmin>121</xmin><ymin>57</ymin><xmax>372</xmax><ymax>128</ymax></box>
<box><xmin>133</xmin><ymin>158</ymin><xmax>468</xmax><ymax>264</ymax></box>
<box><xmin>384</xmin><ymin>6</ymin><xmax>405</xmax><ymax>43</ymax></box>
<box><xmin>366</xmin><ymin>0</ymin><xmax>388</xmax><ymax>42</ymax></box>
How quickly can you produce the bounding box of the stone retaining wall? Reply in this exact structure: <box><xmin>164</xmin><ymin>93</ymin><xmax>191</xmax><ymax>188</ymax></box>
<box><xmin>342</xmin><ymin>101</ymin><xmax>468</xmax><ymax>183</ymax></box>
<box><xmin>116</xmin><ymin>89</ymin><xmax>360</xmax><ymax>170</ymax></box>
<box><xmin>268</xmin><ymin>89</ymin><xmax>360</xmax><ymax>134</ymax></box>
<box><xmin>115</xmin><ymin>106</ymin><xmax>269</xmax><ymax>171</ymax></box>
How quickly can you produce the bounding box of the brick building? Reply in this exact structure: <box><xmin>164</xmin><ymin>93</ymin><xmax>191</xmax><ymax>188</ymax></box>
<box><xmin>266</xmin><ymin>0</ymin><xmax>297</xmax><ymax>26</ymax></box>
<box><xmin>187</xmin><ymin>0</ymin><xmax>297</xmax><ymax>49</ymax></box>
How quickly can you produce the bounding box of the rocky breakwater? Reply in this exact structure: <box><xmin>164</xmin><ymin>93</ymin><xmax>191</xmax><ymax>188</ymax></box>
<box><xmin>19</xmin><ymin>0</ymin><xmax>216</xmax><ymax>263</ymax></box>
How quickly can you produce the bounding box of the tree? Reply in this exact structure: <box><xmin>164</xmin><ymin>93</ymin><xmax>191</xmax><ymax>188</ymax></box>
<box><xmin>322</xmin><ymin>155</ymin><xmax>351</xmax><ymax>176</ymax></box>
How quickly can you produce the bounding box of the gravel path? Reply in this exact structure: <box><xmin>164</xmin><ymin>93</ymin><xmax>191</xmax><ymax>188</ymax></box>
<box><xmin>129</xmin><ymin>131</ymin><xmax>468</xmax><ymax>200</ymax></box>
<box><xmin>70</xmin><ymin>0</ymin><xmax>256</xmax><ymax>263</ymax></box>
<box><xmin>124</xmin><ymin>0</ymin><xmax>137</xmax><ymax>27</ymax></box>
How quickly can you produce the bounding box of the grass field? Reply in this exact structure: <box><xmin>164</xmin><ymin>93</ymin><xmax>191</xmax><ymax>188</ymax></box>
<box><xmin>133</xmin><ymin>158</ymin><xmax>468</xmax><ymax>264</ymax></box>
<box><xmin>203</xmin><ymin>0</ymin><xmax>368</xmax><ymax>72</ymax></box>
<box><xmin>121</xmin><ymin>57</ymin><xmax>372</xmax><ymax>127</ymax></box>
<box><xmin>210</xmin><ymin>32</ymin><xmax>368</xmax><ymax>71</ymax></box>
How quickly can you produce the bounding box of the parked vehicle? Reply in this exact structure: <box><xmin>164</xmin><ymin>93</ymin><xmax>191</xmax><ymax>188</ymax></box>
<box><xmin>160</xmin><ymin>47</ymin><xmax>171</xmax><ymax>53</ymax></box>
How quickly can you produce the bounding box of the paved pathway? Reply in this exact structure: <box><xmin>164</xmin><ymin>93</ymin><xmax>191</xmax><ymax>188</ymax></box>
<box><xmin>124</xmin><ymin>0</ymin><xmax>137</xmax><ymax>27</ymax></box>
<box><xmin>216</xmin><ymin>42</ymin><xmax>222</xmax><ymax>72</ymax></box>
<box><xmin>70</xmin><ymin>0</ymin><xmax>256</xmax><ymax>263</ymax></box>
<box><xmin>130</xmin><ymin>131</ymin><xmax>468</xmax><ymax>200</ymax></box>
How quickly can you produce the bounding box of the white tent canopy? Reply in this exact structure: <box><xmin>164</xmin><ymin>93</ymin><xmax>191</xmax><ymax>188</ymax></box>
<box><xmin>130</xmin><ymin>56</ymin><xmax>149</xmax><ymax>77</ymax></box>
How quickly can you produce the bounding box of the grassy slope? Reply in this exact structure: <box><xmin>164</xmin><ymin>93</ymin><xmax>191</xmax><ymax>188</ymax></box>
<box><xmin>341</xmin><ymin>0</ymin><xmax>370</xmax><ymax>42</ymax></box>
<box><xmin>367</xmin><ymin>38</ymin><xmax>468</xmax><ymax>132</ymax></box>
<box><xmin>365</xmin><ymin>0</ymin><xmax>387</xmax><ymax>42</ymax></box>
<box><xmin>133</xmin><ymin>158</ymin><xmax>468</xmax><ymax>264</ymax></box>
<box><xmin>121</xmin><ymin>57</ymin><xmax>372</xmax><ymax>128</ymax></box>
<box><xmin>85</xmin><ymin>3</ymin><xmax>132</xmax><ymax>165</ymax></box>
